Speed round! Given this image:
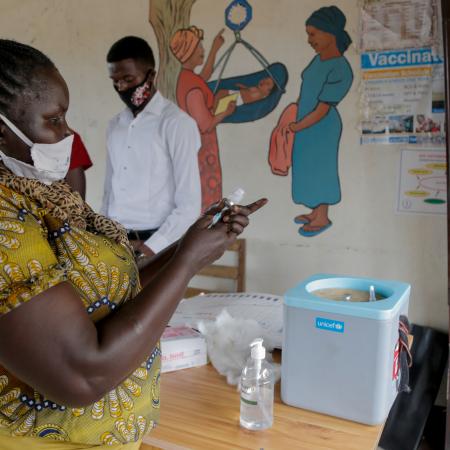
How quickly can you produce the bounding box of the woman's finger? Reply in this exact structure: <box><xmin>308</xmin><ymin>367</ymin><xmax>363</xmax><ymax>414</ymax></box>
<box><xmin>223</xmin><ymin>213</ymin><xmax>249</xmax><ymax>228</ymax></box>
<box><xmin>211</xmin><ymin>221</ymin><xmax>238</xmax><ymax>244</ymax></box>
<box><xmin>227</xmin><ymin>222</ymin><xmax>245</xmax><ymax>235</ymax></box>
<box><xmin>195</xmin><ymin>214</ymin><xmax>216</xmax><ymax>229</ymax></box>
<box><xmin>245</xmin><ymin>198</ymin><xmax>268</xmax><ymax>214</ymax></box>
<box><xmin>229</xmin><ymin>198</ymin><xmax>268</xmax><ymax>216</ymax></box>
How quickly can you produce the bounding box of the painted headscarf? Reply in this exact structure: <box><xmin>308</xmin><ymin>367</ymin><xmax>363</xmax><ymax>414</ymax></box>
<box><xmin>170</xmin><ymin>26</ymin><xmax>204</xmax><ymax>63</ymax></box>
<box><xmin>305</xmin><ymin>6</ymin><xmax>352</xmax><ymax>54</ymax></box>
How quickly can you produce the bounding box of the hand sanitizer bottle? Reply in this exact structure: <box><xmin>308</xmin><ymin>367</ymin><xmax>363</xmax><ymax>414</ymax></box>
<box><xmin>240</xmin><ymin>338</ymin><xmax>274</xmax><ymax>430</ymax></box>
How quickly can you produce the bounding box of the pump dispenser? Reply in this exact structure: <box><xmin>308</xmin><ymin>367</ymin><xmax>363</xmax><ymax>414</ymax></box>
<box><xmin>240</xmin><ymin>338</ymin><xmax>274</xmax><ymax>430</ymax></box>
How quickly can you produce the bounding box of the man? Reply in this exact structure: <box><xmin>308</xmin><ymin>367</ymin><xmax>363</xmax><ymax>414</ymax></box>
<box><xmin>102</xmin><ymin>36</ymin><xmax>201</xmax><ymax>259</ymax></box>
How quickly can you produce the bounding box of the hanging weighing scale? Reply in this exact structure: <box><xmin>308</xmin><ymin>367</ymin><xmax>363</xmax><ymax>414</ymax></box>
<box><xmin>208</xmin><ymin>0</ymin><xmax>288</xmax><ymax>123</ymax></box>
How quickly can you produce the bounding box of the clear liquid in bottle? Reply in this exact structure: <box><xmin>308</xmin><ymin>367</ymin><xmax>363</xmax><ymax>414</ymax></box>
<box><xmin>239</xmin><ymin>339</ymin><xmax>274</xmax><ymax>430</ymax></box>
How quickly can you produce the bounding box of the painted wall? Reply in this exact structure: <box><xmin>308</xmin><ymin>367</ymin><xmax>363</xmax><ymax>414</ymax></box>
<box><xmin>0</xmin><ymin>0</ymin><xmax>447</xmax><ymax>331</ymax></box>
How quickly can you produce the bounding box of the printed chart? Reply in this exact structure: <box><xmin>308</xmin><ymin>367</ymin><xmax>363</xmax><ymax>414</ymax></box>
<box><xmin>397</xmin><ymin>149</ymin><xmax>447</xmax><ymax>214</ymax></box>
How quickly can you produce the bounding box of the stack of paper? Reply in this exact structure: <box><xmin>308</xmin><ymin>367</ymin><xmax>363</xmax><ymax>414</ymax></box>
<box><xmin>169</xmin><ymin>293</ymin><xmax>284</xmax><ymax>348</ymax></box>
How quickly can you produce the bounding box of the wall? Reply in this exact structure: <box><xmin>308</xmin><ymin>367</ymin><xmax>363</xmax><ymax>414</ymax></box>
<box><xmin>0</xmin><ymin>0</ymin><xmax>447</xmax><ymax>331</ymax></box>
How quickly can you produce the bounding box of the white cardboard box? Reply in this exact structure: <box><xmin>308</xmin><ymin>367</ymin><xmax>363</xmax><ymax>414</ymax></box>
<box><xmin>160</xmin><ymin>326</ymin><xmax>207</xmax><ymax>373</ymax></box>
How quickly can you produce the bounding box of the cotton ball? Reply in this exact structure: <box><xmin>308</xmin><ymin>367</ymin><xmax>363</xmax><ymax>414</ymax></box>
<box><xmin>198</xmin><ymin>309</ymin><xmax>275</xmax><ymax>386</ymax></box>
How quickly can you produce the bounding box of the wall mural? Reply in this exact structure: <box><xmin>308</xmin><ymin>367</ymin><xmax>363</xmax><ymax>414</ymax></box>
<box><xmin>270</xmin><ymin>6</ymin><xmax>353</xmax><ymax>237</ymax></box>
<box><xmin>149</xmin><ymin>1</ymin><xmax>352</xmax><ymax>236</ymax></box>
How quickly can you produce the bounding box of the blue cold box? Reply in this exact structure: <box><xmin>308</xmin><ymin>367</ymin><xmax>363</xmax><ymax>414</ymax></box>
<box><xmin>281</xmin><ymin>274</ymin><xmax>410</xmax><ymax>425</ymax></box>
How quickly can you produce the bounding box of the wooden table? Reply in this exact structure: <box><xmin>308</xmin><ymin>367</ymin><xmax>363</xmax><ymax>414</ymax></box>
<box><xmin>142</xmin><ymin>363</ymin><xmax>383</xmax><ymax>450</ymax></box>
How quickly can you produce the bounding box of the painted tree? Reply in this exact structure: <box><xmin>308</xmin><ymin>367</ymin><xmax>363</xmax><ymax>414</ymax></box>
<box><xmin>149</xmin><ymin>0</ymin><xmax>196</xmax><ymax>101</ymax></box>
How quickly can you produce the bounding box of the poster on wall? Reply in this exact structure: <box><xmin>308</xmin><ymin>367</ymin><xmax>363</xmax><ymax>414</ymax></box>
<box><xmin>360</xmin><ymin>0</ymin><xmax>439</xmax><ymax>51</ymax></box>
<box><xmin>360</xmin><ymin>47</ymin><xmax>445</xmax><ymax>145</ymax></box>
<box><xmin>397</xmin><ymin>148</ymin><xmax>447</xmax><ymax>215</ymax></box>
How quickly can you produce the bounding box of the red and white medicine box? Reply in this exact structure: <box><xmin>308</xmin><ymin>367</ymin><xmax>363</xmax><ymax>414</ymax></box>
<box><xmin>160</xmin><ymin>326</ymin><xmax>207</xmax><ymax>373</ymax></box>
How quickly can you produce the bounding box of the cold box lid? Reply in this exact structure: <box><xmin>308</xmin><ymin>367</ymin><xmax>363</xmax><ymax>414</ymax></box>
<box><xmin>284</xmin><ymin>274</ymin><xmax>410</xmax><ymax>321</ymax></box>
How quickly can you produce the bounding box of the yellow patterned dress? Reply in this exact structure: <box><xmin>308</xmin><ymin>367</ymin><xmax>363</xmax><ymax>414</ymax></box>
<box><xmin>0</xmin><ymin>184</ymin><xmax>160</xmax><ymax>446</ymax></box>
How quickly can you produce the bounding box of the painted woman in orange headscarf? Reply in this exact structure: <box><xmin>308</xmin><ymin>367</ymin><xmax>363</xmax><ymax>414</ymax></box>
<box><xmin>170</xmin><ymin>26</ymin><xmax>236</xmax><ymax>212</ymax></box>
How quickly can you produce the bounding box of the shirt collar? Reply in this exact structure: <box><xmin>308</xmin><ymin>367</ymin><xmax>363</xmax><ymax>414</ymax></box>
<box><xmin>140</xmin><ymin>90</ymin><xmax>165</xmax><ymax>116</ymax></box>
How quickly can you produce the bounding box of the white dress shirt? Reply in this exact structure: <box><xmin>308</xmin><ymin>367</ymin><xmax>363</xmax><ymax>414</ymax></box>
<box><xmin>101</xmin><ymin>91</ymin><xmax>201</xmax><ymax>253</ymax></box>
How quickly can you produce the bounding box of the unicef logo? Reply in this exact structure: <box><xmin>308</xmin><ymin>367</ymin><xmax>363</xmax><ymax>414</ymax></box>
<box><xmin>316</xmin><ymin>317</ymin><xmax>345</xmax><ymax>333</ymax></box>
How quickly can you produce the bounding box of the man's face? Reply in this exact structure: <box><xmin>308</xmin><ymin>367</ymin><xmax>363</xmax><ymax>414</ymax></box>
<box><xmin>108</xmin><ymin>58</ymin><xmax>153</xmax><ymax>92</ymax></box>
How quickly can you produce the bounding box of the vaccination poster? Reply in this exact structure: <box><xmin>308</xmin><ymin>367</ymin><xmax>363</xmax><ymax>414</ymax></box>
<box><xmin>360</xmin><ymin>47</ymin><xmax>445</xmax><ymax>146</ymax></box>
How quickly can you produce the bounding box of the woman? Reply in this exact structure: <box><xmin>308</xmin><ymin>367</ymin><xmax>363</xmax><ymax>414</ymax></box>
<box><xmin>289</xmin><ymin>6</ymin><xmax>353</xmax><ymax>237</ymax></box>
<box><xmin>170</xmin><ymin>26</ymin><xmax>236</xmax><ymax>212</ymax></box>
<box><xmin>0</xmin><ymin>40</ymin><xmax>266</xmax><ymax>449</ymax></box>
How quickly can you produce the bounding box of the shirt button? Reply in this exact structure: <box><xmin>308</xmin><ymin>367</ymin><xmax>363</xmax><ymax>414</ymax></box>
<box><xmin>123</xmin><ymin>166</ymin><xmax>127</xmax><ymax>170</ymax></box>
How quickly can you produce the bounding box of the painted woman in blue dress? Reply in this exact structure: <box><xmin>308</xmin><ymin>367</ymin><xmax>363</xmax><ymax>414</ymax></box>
<box><xmin>289</xmin><ymin>6</ymin><xmax>353</xmax><ymax>237</ymax></box>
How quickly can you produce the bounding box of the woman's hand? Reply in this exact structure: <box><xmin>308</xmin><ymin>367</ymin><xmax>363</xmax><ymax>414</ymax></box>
<box><xmin>176</xmin><ymin>198</ymin><xmax>268</xmax><ymax>275</ymax></box>
<box><xmin>289</xmin><ymin>121</ymin><xmax>302</xmax><ymax>133</ymax></box>
<box><xmin>290</xmin><ymin>103</ymin><xmax>330</xmax><ymax>133</ymax></box>
<box><xmin>225</xmin><ymin>100</ymin><xmax>237</xmax><ymax>117</ymax></box>
<box><xmin>216</xmin><ymin>100</ymin><xmax>237</xmax><ymax>123</ymax></box>
<box><xmin>212</xmin><ymin>29</ymin><xmax>225</xmax><ymax>52</ymax></box>
<box><xmin>203</xmin><ymin>199</ymin><xmax>227</xmax><ymax>216</ymax></box>
<box><xmin>221</xmin><ymin>199</ymin><xmax>268</xmax><ymax>235</ymax></box>
<box><xmin>175</xmin><ymin>216</ymin><xmax>234</xmax><ymax>276</ymax></box>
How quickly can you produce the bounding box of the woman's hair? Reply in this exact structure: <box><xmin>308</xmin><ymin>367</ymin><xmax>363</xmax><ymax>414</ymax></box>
<box><xmin>0</xmin><ymin>39</ymin><xmax>55</xmax><ymax>116</ymax></box>
<box><xmin>306</xmin><ymin>6</ymin><xmax>352</xmax><ymax>54</ymax></box>
<box><xmin>107</xmin><ymin>36</ymin><xmax>155</xmax><ymax>67</ymax></box>
<box><xmin>170</xmin><ymin>26</ymin><xmax>203</xmax><ymax>64</ymax></box>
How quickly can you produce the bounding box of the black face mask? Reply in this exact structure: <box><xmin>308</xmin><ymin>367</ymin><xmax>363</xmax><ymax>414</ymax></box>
<box><xmin>115</xmin><ymin>70</ymin><xmax>154</xmax><ymax>112</ymax></box>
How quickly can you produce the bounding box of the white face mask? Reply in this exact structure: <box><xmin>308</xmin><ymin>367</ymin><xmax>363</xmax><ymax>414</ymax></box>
<box><xmin>0</xmin><ymin>113</ymin><xmax>73</xmax><ymax>185</ymax></box>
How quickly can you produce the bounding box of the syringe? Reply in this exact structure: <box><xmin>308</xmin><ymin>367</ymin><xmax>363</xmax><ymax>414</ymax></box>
<box><xmin>208</xmin><ymin>188</ymin><xmax>245</xmax><ymax>228</ymax></box>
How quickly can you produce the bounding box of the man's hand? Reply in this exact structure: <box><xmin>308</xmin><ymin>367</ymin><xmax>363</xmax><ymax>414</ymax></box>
<box><xmin>139</xmin><ymin>244</ymin><xmax>155</xmax><ymax>258</ymax></box>
<box><xmin>130</xmin><ymin>240</ymin><xmax>143</xmax><ymax>252</ymax></box>
<box><xmin>129</xmin><ymin>240</ymin><xmax>156</xmax><ymax>258</ymax></box>
<box><xmin>134</xmin><ymin>243</ymin><xmax>155</xmax><ymax>269</ymax></box>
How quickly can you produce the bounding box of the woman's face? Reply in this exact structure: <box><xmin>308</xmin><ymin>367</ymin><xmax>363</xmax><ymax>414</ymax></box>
<box><xmin>187</xmin><ymin>41</ymin><xmax>205</xmax><ymax>67</ymax></box>
<box><xmin>306</xmin><ymin>25</ymin><xmax>336</xmax><ymax>54</ymax></box>
<box><xmin>0</xmin><ymin>67</ymin><xmax>71</xmax><ymax>164</ymax></box>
